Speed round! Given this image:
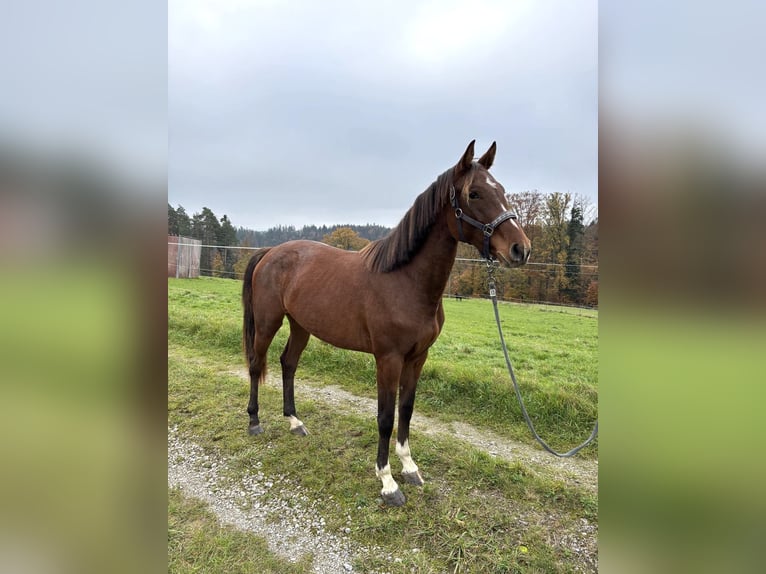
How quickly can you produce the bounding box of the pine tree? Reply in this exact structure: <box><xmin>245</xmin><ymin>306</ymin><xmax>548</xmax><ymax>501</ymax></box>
<box><xmin>168</xmin><ymin>204</ymin><xmax>178</xmax><ymax>235</ymax></box>
<box><xmin>176</xmin><ymin>205</ymin><xmax>191</xmax><ymax>237</ymax></box>
<box><xmin>563</xmin><ymin>200</ymin><xmax>585</xmax><ymax>303</ymax></box>
<box><xmin>217</xmin><ymin>215</ymin><xmax>238</xmax><ymax>246</ymax></box>
<box><xmin>190</xmin><ymin>207</ymin><xmax>223</xmax><ymax>275</ymax></box>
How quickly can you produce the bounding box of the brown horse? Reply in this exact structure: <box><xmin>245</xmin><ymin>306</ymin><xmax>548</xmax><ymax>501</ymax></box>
<box><xmin>242</xmin><ymin>140</ymin><xmax>531</xmax><ymax>506</ymax></box>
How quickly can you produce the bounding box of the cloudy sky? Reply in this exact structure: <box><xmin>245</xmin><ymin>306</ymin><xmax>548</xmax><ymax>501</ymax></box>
<box><xmin>169</xmin><ymin>0</ymin><xmax>597</xmax><ymax>230</ymax></box>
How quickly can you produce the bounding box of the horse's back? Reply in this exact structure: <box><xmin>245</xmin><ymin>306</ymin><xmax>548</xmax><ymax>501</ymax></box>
<box><xmin>251</xmin><ymin>240</ymin><xmax>372</xmax><ymax>348</ymax></box>
<box><xmin>256</xmin><ymin>240</ymin><xmax>361</xmax><ymax>282</ymax></box>
<box><xmin>250</xmin><ymin>239</ymin><xmax>444</xmax><ymax>356</ymax></box>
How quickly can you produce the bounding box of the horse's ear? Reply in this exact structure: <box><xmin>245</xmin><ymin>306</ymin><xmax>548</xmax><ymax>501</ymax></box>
<box><xmin>455</xmin><ymin>140</ymin><xmax>476</xmax><ymax>174</ymax></box>
<box><xmin>478</xmin><ymin>141</ymin><xmax>496</xmax><ymax>170</ymax></box>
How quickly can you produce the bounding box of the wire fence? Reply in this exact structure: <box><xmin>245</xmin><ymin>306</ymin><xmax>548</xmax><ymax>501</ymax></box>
<box><xmin>167</xmin><ymin>241</ymin><xmax>599</xmax><ymax>310</ymax></box>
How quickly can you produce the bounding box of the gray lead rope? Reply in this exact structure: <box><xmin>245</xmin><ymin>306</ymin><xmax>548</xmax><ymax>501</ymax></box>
<box><xmin>487</xmin><ymin>263</ymin><xmax>599</xmax><ymax>457</ymax></box>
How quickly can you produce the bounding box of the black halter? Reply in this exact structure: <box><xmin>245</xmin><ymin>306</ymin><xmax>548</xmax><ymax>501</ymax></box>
<box><xmin>449</xmin><ymin>183</ymin><xmax>518</xmax><ymax>260</ymax></box>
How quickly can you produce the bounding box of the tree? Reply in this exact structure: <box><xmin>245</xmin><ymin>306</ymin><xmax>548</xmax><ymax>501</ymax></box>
<box><xmin>168</xmin><ymin>204</ymin><xmax>178</xmax><ymax>235</ymax></box>
<box><xmin>583</xmin><ymin>218</ymin><xmax>598</xmax><ymax>265</ymax></box>
<box><xmin>169</xmin><ymin>204</ymin><xmax>193</xmax><ymax>237</ymax></box>
<box><xmin>200</xmin><ymin>208</ymin><xmax>221</xmax><ymax>244</ymax></box>
<box><xmin>211</xmin><ymin>251</ymin><xmax>226</xmax><ymax>277</ymax></box>
<box><xmin>574</xmin><ymin>193</ymin><xmax>597</xmax><ymax>227</ymax></box>
<box><xmin>563</xmin><ymin>200</ymin><xmax>586</xmax><ymax>303</ymax></box>
<box><xmin>585</xmin><ymin>280</ymin><xmax>599</xmax><ymax>307</ymax></box>
<box><xmin>506</xmin><ymin>190</ymin><xmax>544</xmax><ymax>229</ymax></box>
<box><xmin>217</xmin><ymin>214</ymin><xmax>238</xmax><ymax>246</ymax></box>
<box><xmin>233</xmin><ymin>250</ymin><xmax>254</xmax><ymax>279</ymax></box>
<box><xmin>322</xmin><ymin>227</ymin><xmax>370</xmax><ymax>251</ymax></box>
<box><xmin>190</xmin><ymin>207</ymin><xmax>223</xmax><ymax>275</ymax></box>
<box><xmin>506</xmin><ymin>189</ymin><xmax>548</xmax><ymax>292</ymax></box>
<box><xmin>176</xmin><ymin>205</ymin><xmax>191</xmax><ymax>237</ymax></box>
<box><xmin>537</xmin><ymin>192</ymin><xmax>572</xmax><ymax>302</ymax></box>
<box><xmin>191</xmin><ymin>212</ymin><xmax>203</xmax><ymax>240</ymax></box>
<box><xmin>214</xmin><ymin>214</ymin><xmax>238</xmax><ymax>276</ymax></box>
<box><xmin>455</xmin><ymin>264</ymin><xmax>490</xmax><ymax>297</ymax></box>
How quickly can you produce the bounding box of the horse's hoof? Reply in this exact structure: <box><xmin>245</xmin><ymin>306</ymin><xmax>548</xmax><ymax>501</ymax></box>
<box><xmin>248</xmin><ymin>424</ymin><xmax>264</xmax><ymax>436</ymax></box>
<box><xmin>402</xmin><ymin>470</ymin><xmax>424</xmax><ymax>486</ymax></box>
<box><xmin>381</xmin><ymin>488</ymin><xmax>406</xmax><ymax>507</ymax></box>
<box><xmin>290</xmin><ymin>424</ymin><xmax>309</xmax><ymax>436</ymax></box>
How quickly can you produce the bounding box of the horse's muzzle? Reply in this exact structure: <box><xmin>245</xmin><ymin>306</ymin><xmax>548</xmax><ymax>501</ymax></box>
<box><xmin>510</xmin><ymin>242</ymin><xmax>531</xmax><ymax>265</ymax></box>
<box><xmin>500</xmin><ymin>243</ymin><xmax>532</xmax><ymax>267</ymax></box>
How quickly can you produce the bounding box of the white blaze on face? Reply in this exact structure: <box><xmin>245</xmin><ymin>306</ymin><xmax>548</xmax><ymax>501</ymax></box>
<box><xmin>395</xmin><ymin>440</ymin><xmax>419</xmax><ymax>474</ymax></box>
<box><xmin>375</xmin><ymin>463</ymin><xmax>399</xmax><ymax>494</ymax></box>
<box><xmin>486</xmin><ymin>174</ymin><xmax>521</xmax><ymax>230</ymax></box>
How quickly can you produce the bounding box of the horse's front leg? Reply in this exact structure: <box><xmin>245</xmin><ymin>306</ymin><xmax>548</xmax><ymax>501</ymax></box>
<box><xmin>396</xmin><ymin>351</ymin><xmax>428</xmax><ymax>486</ymax></box>
<box><xmin>374</xmin><ymin>354</ymin><xmax>405</xmax><ymax>506</ymax></box>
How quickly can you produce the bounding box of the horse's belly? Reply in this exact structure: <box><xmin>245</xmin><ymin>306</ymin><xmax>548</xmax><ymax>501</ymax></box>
<box><xmin>312</xmin><ymin>328</ymin><xmax>372</xmax><ymax>353</ymax></box>
<box><xmin>286</xmin><ymin>302</ymin><xmax>373</xmax><ymax>354</ymax></box>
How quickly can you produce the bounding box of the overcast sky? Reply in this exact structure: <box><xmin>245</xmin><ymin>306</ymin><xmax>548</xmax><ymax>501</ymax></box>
<box><xmin>169</xmin><ymin>0</ymin><xmax>597</xmax><ymax>230</ymax></box>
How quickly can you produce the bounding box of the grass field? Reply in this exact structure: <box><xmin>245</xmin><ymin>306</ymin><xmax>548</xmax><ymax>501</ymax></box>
<box><xmin>168</xmin><ymin>276</ymin><xmax>598</xmax><ymax>572</ymax></box>
<box><xmin>168</xmin><ymin>277</ymin><xmax>597</xmax><ymax>453</ymax></box>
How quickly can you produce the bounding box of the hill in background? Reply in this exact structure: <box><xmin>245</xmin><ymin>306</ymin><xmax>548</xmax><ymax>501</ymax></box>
<box><xmin>236</xmin><ymin>223</ymin><xmax>391</xmax><ymax>247</ymax></box>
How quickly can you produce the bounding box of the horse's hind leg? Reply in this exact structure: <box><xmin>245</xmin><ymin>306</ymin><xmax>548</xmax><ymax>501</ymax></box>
<box><xmin>247</xmin><ymin>319</ymin><xmax>282</xmax><ymax>436</ymax></box>
<box><xmin>280</xmin><ymin>317</ymin><xmax>310</xmax><ymax>436</ymax></box>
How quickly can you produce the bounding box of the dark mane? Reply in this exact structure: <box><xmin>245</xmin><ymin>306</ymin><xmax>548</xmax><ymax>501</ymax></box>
<box><xmin>361</xmin><ymin>168</ymin><xmax>455</xmax><ymax>273</ymax></box>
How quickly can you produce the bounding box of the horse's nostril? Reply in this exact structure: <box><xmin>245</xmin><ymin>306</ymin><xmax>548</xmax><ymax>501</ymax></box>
<box><xmin>510</xmin><ymin>243</ymin><xmax>531</xmax><ymax>263</ymax></box>
<box><xmin>511</xmin><ymin>243</ymin><xmax>523</xmax><ymax>261</ymax></box>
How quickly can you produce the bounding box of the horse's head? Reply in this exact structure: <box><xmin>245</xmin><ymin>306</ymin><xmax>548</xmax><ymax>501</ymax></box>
<box><xmin>448</xmin><ymin>140</ymin><xmax>531</xmax><ymax>267</ymax></box>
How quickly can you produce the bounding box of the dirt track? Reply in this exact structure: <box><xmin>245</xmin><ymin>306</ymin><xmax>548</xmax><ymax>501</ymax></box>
<box><xmin>241</xmin><ymin>369</ymin><xmax>598</xmax><ymax>494</ymax></box>
<box><xmin>169</xmin><ymin>367</ymin><xmax>598</xmax><ymax>573</ymax></box>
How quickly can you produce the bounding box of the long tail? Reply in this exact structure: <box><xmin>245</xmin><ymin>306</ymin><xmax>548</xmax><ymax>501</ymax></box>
<box><xmin>242</xmin><ymin>248</ymin><xmax>273</xmax><ymax>381</ymax></box>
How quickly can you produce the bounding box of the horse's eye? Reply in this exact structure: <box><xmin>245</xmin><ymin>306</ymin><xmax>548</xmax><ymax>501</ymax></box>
<box><xmin>469</xmin><ymin>191</ymin><xmax>479</xmax><ymax>199</ymax></box>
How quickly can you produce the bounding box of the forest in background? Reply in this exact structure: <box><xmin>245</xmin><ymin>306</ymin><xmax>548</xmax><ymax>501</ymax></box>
<box><xmin>168</xmin><ymin>190</ymin><xmax>598</xmax><ymax>307</ymax></box>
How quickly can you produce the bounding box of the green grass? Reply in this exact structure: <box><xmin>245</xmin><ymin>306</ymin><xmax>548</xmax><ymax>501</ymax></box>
<box><xmin>169</xmin><ymin>487</ymin><xmax>313</xmax><ymax>574</ymax></box>
<box><xmin>168</xmin><ymin>276</ymin><xmax>598</xmax><ymax>572</ymax></box>
<box><xmin>168</xmin><ymin>352</ymin><xmax>597</xmax><ymax>573</ymax></box>
<box><xmin>168</xmin><ymin>276</ymin><xmax>598</xmax><ymax>454</ymax></box>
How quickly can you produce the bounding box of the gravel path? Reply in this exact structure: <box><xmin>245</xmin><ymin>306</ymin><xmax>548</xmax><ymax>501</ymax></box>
<box><xmin>169</xmin><ymin>426</ymin><xmax>372</xmax><ymax>573</ymax></box>
<box><xmin>237</xmin><ymin>368</ymin><xmax>598</xmax><ymax>495</ymax></box>
<box><xmin>309</xmin><ymin>384</ymin><xmax>596</xmax><ymax>492</ymax></box>
<box><xmin>169</xmin><ymin>360</ymin><xmax>598</xmax><ymax>572</ymax></box>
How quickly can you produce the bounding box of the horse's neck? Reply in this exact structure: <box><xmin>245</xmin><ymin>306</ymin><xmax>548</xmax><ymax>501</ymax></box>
<box><xmin>404</xmin><ymin>211</ymin><xmax>458</xmax><ymax>303</ymax></box>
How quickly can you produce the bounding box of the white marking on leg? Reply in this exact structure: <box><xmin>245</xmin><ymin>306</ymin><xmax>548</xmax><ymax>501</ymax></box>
<box><xmin>286</xmin><ymin>415</ymin><xmax>304</xmax><ymax>430</ymax></box>
<box><xmin>375</xmin><ymin>463</ymin><xmax>399</xmax><ymax>495</ymax></box>
<box><xmin>395</xmin><ymin>440</ymin><xmax>419</xmax><ymax>474</ymax></box>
